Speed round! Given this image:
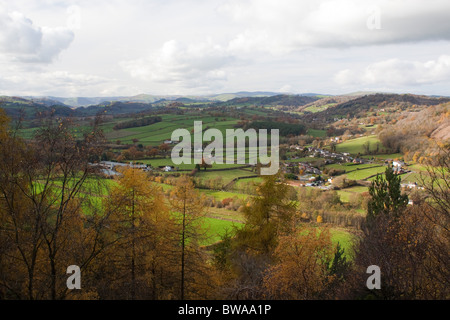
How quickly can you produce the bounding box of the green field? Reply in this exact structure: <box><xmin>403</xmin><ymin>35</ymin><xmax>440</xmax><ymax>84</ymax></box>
<box><xmin>337</xmin><ymin>186</ymin><xmax>369</xmax><ymax>203</ymax></box>
<box><xmin>102</xmin><ymin>114</ymin><xmax>240</xmax><ymax>147</ymax></box>
<box><xmin>361</xmin><ymin>153</ymin><xmax>403</xmax><ymax>160</ymax></box>
<box><xmin>325</xmin><ymin>163</ymin><xmax>388</xmax><ymax>180</ymax></box>
<box><xmin>304</xmin><ymin>103</ymin><xmax>336</xmax><ymax>113</ymax></box>
<box><xmin>201</xmin><ymin>217</ymin><xmax>243</xmax><ymax>245</ymax></box>
<box><xmin>310</xmin><ymin>227</ymin><xmax>357</xmax><ymax>259</ymax></box>
<box><xmin>344</xmin><ymin>166</ymin><xmax>387</xmax><ymax>180</ymax></box>
<box><xmin>195</xmin><ymin>168</ymin><xmax>256</xmax><ymax>184</ymax></box>
<box><xmin>330</xmin><ymin>228</ymin><xmax>356</xmax><ymax>258</ymax></box>
<box><xmin>201</xmin><ymin>189</ymin><xmax>250</xmax><ymax>201</ymax></box>
<box><xmin>307</xmin><ymin>129</ymin><xmax>327</xmax><ymax>138</ymax></box>
<box><xmin>336</xmin><ymin>135</ymin><xmax>381</xmax><ymax>155</ymax></box>
<box><xmin>139</xmin><ymin>158</ymin><xmax>248</xmax><ymax>171</ymax></box>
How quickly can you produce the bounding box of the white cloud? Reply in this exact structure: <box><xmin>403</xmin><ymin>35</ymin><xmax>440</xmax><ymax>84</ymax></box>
<box><xmin>0</xmin><ymin>5</ymin><xmax>74</xmax><ymax>63</ymax></box>
<box><xmin>0</xmin><ymin>69</ymin><xmax>114</xmax><ymax>97</ymax></box>
<box><xmin>120</xmin><ymin>39</ymin><xmax>234</xmax><ymax>88</ymax></box>
<box><xmin>334</xmin><ymin>55</ymin><xmax>450</xmax><ymax>87</ymax></box>
<box><xmin>278</xmin><ymin>84</ymin><xmax>293</xmax><ymax>93</ymax></box>
<box><xmin>1</xmin><ymin>0</ymin><xmax>450</xmax><ymax>96</ymax></box>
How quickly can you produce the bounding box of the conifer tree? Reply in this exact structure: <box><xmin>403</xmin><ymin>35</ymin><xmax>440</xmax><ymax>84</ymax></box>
<box><xmin>367</xmin><ymin>165</ymin><xmax>408</xmax><ymax>224</ymax></box>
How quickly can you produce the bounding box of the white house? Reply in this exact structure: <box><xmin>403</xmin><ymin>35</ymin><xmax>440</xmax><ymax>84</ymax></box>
<box><xmin>392</xmin><ymin>160</ymin><xmax>405</xmax><ymax>169</ymax></box>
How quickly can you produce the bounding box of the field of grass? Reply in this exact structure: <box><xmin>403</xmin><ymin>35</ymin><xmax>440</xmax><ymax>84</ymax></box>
<box><xmin>201</xmin><ymin>189</ymin><xmax>250</xmax><ymax>201</ymax></box>
<box><xmin>139</xmin><ymin>158</ymin><xmax>249</xmax><ymax>171</ymax></box>
<box><xmin>361</xmin><ymin>153</ymin><xmax>403</xmax><ymax>160</ymax></box>
<box><xmin>195</xmin><ymin>168</ymin><xmax>256</xmax><ymax>184</ymax></box>
<box><xmin>103</xmin><ymin>114</ymin><xmax>239</xmax><ymax>147</ymax></box>
<box><xmin>201</xmin><ymin>217</ymin><xmax>243</xmax><ymax>245</ymax></box>
<box><xmin>304</xmin><ymin>103</ymin><xmax>336</xmax><ymax>113</ymax></box>
<box><xmin>337</xmin><ymin>186</ymin><xmax>369</xmax><ymax>203</ymax></box>
<box><xmin>336</xmin><ymin>135</ymin><xmax>381</xmax><ymax>155</ymax></box>
<box><xmin>286</xmin><ymin>156</ymin><xmax>320</xmax><ymax>163</ymax></box>
<box><xmin>307</xmin><ymin>129</ymin><xmax>327</xmax><ymax>138</ymax></box>
<box><xmin>344</xmin><ymin>166</ymin><xmax>386</xmax><ymax>180</ymax></box>
<box><xmin>309</xmin><ymin>227</ymin><xmax>357</xmax><ymax>259</ymax></box>
<box><xmin>330</xmin><ymin>228</ymin><xmax>356</xmax><ymax>258</ymax></box>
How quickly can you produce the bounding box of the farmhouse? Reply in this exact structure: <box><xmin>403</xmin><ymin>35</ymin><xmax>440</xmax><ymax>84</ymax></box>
<box><xmin>392</xmin><ymin>160</ymin><xmax>405</xmax><ymax>169</ymax></box>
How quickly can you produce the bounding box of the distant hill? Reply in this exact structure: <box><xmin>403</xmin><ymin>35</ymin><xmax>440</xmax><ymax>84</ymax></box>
<box><xmin>0</xmin><ymin>96</ymin><xmax>159</xmax><ymax>119</ymax></box>
<box><xmin>303</xmin><ymin>93</ymin><xmax>450</xmax><ymax>122</ymax></box>
<box><xmin>76</xmin><ymin>101</ymin><xmax>157</xmax><ymax>116</ymax></box>
<box><xmin>207</xmin><ymin>91</ymin><xmax>281</xmax><ymax>102</ymax></box>
<box><xmin>26</xmin><ymin>92</ymin><xmax>283</xmax><ymax>107</ymax></box>
<box><xmin>212</xmin><ymin>94</ymin><xmax>320</xmax><ymax>107</ymax></box>
<box><xmin>0</xmin><ymin>96</ymin><xmax>74</xmax><ymax>119</ymax></box>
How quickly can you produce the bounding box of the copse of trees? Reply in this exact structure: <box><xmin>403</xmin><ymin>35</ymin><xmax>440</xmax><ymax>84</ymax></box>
<box><xmin>242</xmin><ymin>121</ymin><xmax>306</xmax><ymax>137</ymax></box>
<box><xmin>347</xmin><ymin>161</ymin><xmax>449</xmax><ymax>299</ymax></box>
<box><xmin>113</xmin><ymin>116</ymin><xmax>162</xmax><ymax>130</ymax></box>
<box><xmin>0</xmin><ymin>110</ymin><xmax>108</xmax><ymax>300</ymax></box>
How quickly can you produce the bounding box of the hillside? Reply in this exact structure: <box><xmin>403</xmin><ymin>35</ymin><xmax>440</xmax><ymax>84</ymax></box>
<box><xmin>27</xmin><ymin>92</ymin><xmax>282</xmax><ymax>107</ymax></box>
<box><xmin>297</xmin><ymin>95</ymin><xmax>356</xmax><ymax>113</ymax></box>
<box><xmin>212</xmin><ymin>94</ymin><xmax>320</xmax><ymax>108</ymax></box>
<box><xmin>0</xmin><ymin>96</ymin><xmax>74</xmax><ymax>119</ymax></box>
<box><xmin>378</xmin><ymin>102</ymin><xmax>450</xmax><ymax>159</ymax></box>
<box><xmin>303</xmin><ymin>93</ymin><xmax>450</xmax><ymax>122</ymax></box>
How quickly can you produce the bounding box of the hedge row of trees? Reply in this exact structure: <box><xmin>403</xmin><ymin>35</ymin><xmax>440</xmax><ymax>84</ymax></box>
<box><xmin>113</xmin><ymin>116</ymin><xmax>162</xmax><ymax>130</ymax></box>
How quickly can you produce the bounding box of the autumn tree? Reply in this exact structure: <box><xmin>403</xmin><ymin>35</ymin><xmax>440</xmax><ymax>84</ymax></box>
<box><xmin>234</xmin><ymin>172</ymin><xmax>297</xmax><ymax>255</ymax></box>
<box><xmin>158</xmin><ymin>143</ymin><xmax>170</xmax><ymax>158</ymax></box>
<box><xmin>263</xmin><ymin>226</ymin><xmax>336</xmax><ymax>299</ymax></box>
<box><xmin>101</xmin><ymin>167</ymin><xmax>170</xmax><ymax>299</ymax></box>
<box><xmin>225</xmin><ymin>172</ymin><xmax>297</xmax><ymax>299</ymax></box>
<box><xmin>0</xmin><ymin>112</ymin><xmax>110</xmax><ymax>300</ymax></box>
<box><xmin>168</xmin><ymin>175</ymin><xmax>215</xmax><ymax>300</ymax></box>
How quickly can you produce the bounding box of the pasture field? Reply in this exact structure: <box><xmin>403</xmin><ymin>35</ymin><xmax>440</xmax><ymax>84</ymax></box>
<box><xmin>330</xmin><ymin>228</ymin><xmax>357</xmax><ymax>258</ymax></box>
<box><xmin>103</xmin><ymin>114</ymin><xmax>240</xmax><ymax>146</ymax></box>
<box><xmin>200</xmin><ymin>190</ymin><xmax>250</xmax><ymax>201</ymax></box>
<box><xmin>139</xmin><ymin>158</ymin><xmax>249</xmax><ymax>171</ymax></box>
<box><xmin>195</xmin><ymin>168</ymin><xmax>257</xmax><ymax>185</ymax></box>
<box><xmin>344</xmin><ymin>166</ymin><xmax>386</xmax><ymax>180</ymax></box>
<box><xmin>286</xmin><ymin>157</ymin><xmax>321</xmax><ymax>163</ymax></box>
<box><xmin>307</xmin><ymin>129</ymin><xmax>327</xmax><ymax>138</ymax></box>
<box><xmin>361</xmin><ymin>153</ymin><xmax>403</xmax><ymax>160</ymax></box>
<box><xmin>337</xmin><ymin>186</ymin><xmax>369</xmax><ymax>203</ymax></box>
<box><xmin>306</xmin><ymin>227</ymin><xmax>357</xmax><ymax>259</ymax></box>
<box><xmin>336</xmin><ymin>135</ymin><xmax>381</xmax><ymax>155</ymax></box>
<box><xmin>304</xmin><ymin>103</ymin><xmax>336</xmax><ymax>113</ymax></box>
<box><xmin>202</xmin><ymin>217</ymin><xmax>243</xmax><ymax>245</ymax></box>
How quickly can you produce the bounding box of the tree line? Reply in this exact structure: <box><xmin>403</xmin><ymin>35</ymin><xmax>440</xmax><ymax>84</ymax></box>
<box><xmin>113</xmin><ymin>116</ymin><xmax>163</xmax><ymax>130</ymax></box>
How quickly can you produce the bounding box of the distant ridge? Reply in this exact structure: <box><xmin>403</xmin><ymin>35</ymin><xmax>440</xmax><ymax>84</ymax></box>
<box><xmin>24</xmin><ymin>92</ymin><xmax>285</xmax><ymax>107</ymax></box>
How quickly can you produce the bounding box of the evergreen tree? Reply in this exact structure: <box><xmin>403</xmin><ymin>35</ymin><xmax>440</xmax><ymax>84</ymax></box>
<box><xmin>367</xmin><ymin>165</ymin><xmax>408</xmax><ymax>224</ymax></box>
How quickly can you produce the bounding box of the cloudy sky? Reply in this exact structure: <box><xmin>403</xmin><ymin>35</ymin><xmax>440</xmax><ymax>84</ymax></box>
<box><xmin>1</xmin><ymin>0</ymin><xmax>450</xmax><ymax>97</ymax></box>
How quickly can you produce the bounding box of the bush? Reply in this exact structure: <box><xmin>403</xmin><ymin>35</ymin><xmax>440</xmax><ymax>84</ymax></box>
<box><xmin>222</xmin><ymin>198</ymin><xmax>233</xmax><ymax>207</ymax></box>
<box><xmin>284</xmin><ymin>173</ymin><xmax>298</xmax><ymax>180</ymax></box>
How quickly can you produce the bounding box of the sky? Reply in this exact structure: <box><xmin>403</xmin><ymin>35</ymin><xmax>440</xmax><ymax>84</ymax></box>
<box><xmin>1</xmin><ymin>0</ymin><xmax>450</xmax><ymax>97</ymax></box>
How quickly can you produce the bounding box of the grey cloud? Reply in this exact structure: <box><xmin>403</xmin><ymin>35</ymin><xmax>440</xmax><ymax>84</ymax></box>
<box><xmin>220</xmin><ymin>0</ymin><xmax>450</xmax><ymax>52</ymax></box>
